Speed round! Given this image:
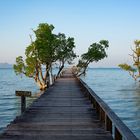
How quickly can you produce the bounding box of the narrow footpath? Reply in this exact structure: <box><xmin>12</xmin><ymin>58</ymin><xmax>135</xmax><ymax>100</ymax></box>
<box><xmin>0</xmin><ymin>69</ymin><xmax>113</xmax><ymax>140</ymax></box>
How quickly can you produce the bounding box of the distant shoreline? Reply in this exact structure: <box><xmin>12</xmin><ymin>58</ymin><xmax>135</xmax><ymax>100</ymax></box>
<box><xmin>0</xmin><ymin>63</ymin><xmax>13</xmax><ymax>69</ymax></box>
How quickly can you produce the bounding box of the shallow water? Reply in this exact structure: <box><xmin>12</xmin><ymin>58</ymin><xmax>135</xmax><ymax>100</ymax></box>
<box><xmin>81</xmin><ymin>68</ymin><xmax>140</xmax><ymax>139</ymax></box>
<box><xmin>0</xmin><ymin>68</ymin><xmax>39</xmax><ymax>132</ymax></box>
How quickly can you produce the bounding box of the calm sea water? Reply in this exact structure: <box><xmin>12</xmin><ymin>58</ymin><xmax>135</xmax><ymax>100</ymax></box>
<box><xmin>81</xmin><ymin>68</ymin><xmax>140</xmax><ymax>139</ymax></box>
<box><xmin>0</xmin><ymin>68</ymin><xmax>39</xmax><ymax>132</ymax></box>
<box><xmin>0</xmin><ymin>68</ymin><xmax>140</xmax><ymax>139</ymax></box>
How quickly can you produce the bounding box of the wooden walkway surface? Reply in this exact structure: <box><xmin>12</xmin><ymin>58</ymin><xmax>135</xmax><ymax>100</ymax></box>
<box><xmin>0</xmin><ymin>69</ymin><xmax>113</xmax><ymax>140</ymax></box>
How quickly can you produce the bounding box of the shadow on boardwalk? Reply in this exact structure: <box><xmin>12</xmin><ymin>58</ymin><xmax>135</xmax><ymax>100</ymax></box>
<box><xmin>0</xmin><ymin>69</ymin><xmax>113</xmax><ymax>140</ymax></box>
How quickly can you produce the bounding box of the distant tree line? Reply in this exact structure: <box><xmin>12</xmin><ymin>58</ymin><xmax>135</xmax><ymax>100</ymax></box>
<box><xmin>14</xmin><ymin>23</ymin><xmax>109</xmax><ymax>90</ymax></box>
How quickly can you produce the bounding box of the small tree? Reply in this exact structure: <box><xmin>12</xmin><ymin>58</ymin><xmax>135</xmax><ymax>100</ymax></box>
<box><xmin>119</xmin><ymin>40</ymin><xmax>140</xmax><ymax>81</ymax></box>
<box><xmin>76</xmin><ymin>40</ymin><xmax>109</xmax><ymax>76</ymax></box>
<box><xmin>56</xmin><ymin>33</ymin><xmax>76</xmax><ymax>77</ymax></box>
<box><xmin>14</xmin><ymin>23</ymin><xmax>56</xmax><ymax>90</ymax></box>
<box><xmin>14</xmin><ymin>23</ymin><xmax>77</xmax><ymax>90</ymax></box>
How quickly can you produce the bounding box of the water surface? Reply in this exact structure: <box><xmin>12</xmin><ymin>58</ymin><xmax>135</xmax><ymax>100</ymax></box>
<box><xmin>0</xmin><ymin>68</ymin><xmax>39</xmax><ymax>132</ymax></box>
<box><xmin>81</xmin><ymin>68</ymin><xmax>140</xmax><ymax>139</ymax></box>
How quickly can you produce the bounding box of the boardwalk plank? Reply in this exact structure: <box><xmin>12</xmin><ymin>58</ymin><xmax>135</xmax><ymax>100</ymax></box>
<box><xmin>0</xmin><ymin>69</ymin><xmax>113</xmax><ymax>140</ymax></box>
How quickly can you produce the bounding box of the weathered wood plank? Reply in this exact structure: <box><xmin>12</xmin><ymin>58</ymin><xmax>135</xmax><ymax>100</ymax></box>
<box><xmin>0</xmin><ymin>69</ymin><xmax>113</xmax><ymax>140</ymax></box>
<box><xmin>15</xmin><ymin>91</ymin><xmax>31</xmax><ymax>97</ymax></box>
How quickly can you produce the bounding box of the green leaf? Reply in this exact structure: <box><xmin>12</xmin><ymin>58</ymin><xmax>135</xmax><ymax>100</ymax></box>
<box><xmin>13</xmin><ymin>56</ymin><xmax>25</xmax><ymax>75</ymax></box>
<box><xmin>118</xmin><ymin>63</ymin><xmax>136</xmax><ymax>72</ymax></box>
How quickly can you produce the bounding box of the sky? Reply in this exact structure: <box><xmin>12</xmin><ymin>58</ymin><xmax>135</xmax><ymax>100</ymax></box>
<box><xmin>0</xmin><ymin>0</ymin><xmax>140</xmax><ymax>67</ymax></box>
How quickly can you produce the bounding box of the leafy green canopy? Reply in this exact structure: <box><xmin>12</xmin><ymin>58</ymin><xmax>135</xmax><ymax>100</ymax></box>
<box><xmin>56</xmin><ymin>33</ymin><xmax>76</xmax><ymax>62</ymax></box>
<box><xmin>13</xmin><ymin>56</ymin><xmax>25</xmax><ymax>75</ymax></box>
<box><xmin>13</xmin><ymin>23</ymin><xmax>76</xmax><ymax>90</ymax></box>
<box><xmin>118</xmin><ymin>64</ymin><xmax>136</xmax><ymax>72</ymax></box>
<box><xmin>33</xmin><ymin>23</ymin><xmax>56</xmax><ymax>64</ymax></box>
<box><xmin>77</xmin><ymin>40</ymin><xmax>109</xmax><ymax>76</ymax></box>
<box><xmin>55</xmin><ymin>33</ymin><xmax>76</xmax><ymax>77</ymax></box>
<box><xmin>15</xmin><ymin>23</ymin><xmax>55</xmax><ymax>74</ymax></box>
<box><xmin>14</xmin><ymin>23</ymin><xmax>58</xmax><ymax>90</ymax></box>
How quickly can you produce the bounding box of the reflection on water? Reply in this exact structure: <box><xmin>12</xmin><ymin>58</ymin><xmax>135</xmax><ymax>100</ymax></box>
<box><xmin>82</xmin><ymin>68</ymin><xmax>140</xmax><ymax>139</ymax></box>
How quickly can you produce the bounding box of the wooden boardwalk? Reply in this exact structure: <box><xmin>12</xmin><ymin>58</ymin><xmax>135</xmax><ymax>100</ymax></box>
<box><xmin>0</xmin><ymin>70</ymin><xmax>113</xmax><ymax>140</ymax></box>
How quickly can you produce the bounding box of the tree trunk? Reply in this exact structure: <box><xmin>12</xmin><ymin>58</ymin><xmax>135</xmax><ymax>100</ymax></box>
<box><xmin>35</xmin><ymin>76</ymin><xmax>47</xmax><ymax>90</ymax></box>
<box><xmin>77</xmin><ymin>69</ymin><xmax>86</xmax><ymax>77</ymax></box>
<box><xmin>49</xmin><ymin>72</ymin><xmax>53</xmax><ymax>85</ymax></box>
<box><xmin>77</xmin><ymin>61</ymin><xmax>90</xmax><ymax>77</ymax></box>
<box><xmin>44</xmin><ymin>66</ymin><xmax>50</xmax><ymax>83</ymax></box>
<box><xmin>57</xmin><ymin>64</ymin><xmax>64</xmax><ymax>78</ymax></box>
<box><xmin>37</xmin><ymin>81</ymin><xmax>47</xmax><ymax>90</ymax></box>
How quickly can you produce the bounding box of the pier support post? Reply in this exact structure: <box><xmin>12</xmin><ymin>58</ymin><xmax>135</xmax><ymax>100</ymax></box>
<box><xmin>115</xmin><ymin>127</ymin><xmax>122</xmax><ymax>140</ymax></box>
<box><xmin>21</xmin><ymin>96</ymin><xmax>26</xmax><ymax>113</ymax></box>
<box><xmin>105</xmin><ymin>115</ymin><xmax>112</xmax><ymax>134</ymax></box>
<box><xmin>15</xmin><ymin>91</ymin><xmax>32</xmax><ymax>114</ymax></box>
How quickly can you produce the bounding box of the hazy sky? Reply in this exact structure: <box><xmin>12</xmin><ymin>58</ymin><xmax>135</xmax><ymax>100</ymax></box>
<box><xmin>0</xmin><ymin>0</ymin><xmax>140</xmax><ymax>67</ymax></box>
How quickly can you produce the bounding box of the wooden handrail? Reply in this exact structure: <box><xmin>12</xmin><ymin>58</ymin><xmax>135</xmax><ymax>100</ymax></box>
<box><xmin>78</xmin><ymin>78</ymin><xmax>138</xmax><ymax>140</ymax></box>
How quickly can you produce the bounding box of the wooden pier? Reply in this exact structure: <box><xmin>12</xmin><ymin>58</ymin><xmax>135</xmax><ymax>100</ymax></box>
<box><xmin>0</xmin><ymin>69</ymin><xmax>138</xmax><ymax>140</ymax></box>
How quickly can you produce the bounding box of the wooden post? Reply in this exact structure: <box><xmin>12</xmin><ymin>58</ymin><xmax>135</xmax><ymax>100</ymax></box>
<box><xmin>54</xmin><ymin>75</ymin><xmax>56</xmax><ymax>81</ymax></box>
<box><xmin>21</xmin><ymin>96</ymin><xmax>26</xmax><ymax>113</ymax></box>
<box><xmin>88</xmin><ymin>94</ymin><xmax>91</xmax><ymax>100</ymax></box>
<box><xmin>100</xmin><ymin>108</ymin><xmax>105</xmax><ymax>123</ymax></box>
<box><xmin>53</xmin><ymin>75</ymin><xmax>56</xmax><ymax>84</ymax></box>
<box><xmin>47</xmin><ymin>81</ymin><xmax>49</xmax><ymax>88</ymax></box>
<box><xmin>53</xmin><ymin>75</ymin><xmax>55</xmax><ymax>83</ymax></box>
<box><xmin>92</xmin><ymin>98</ymin><xmax>96</xmax><ymax>108</ymax></box>
<box><xmin>105</xmin><ymin>115</ymin><xmax>112</xmax><ymax>134</ymax></box>
<box><xmin>16</xmin><ymin>91</ymin><xmax>31</xmax><ymax>113</ymax></box>
<box><xmin>115</xmin><ymin>127</ymin><xmax>122</xmax><ymax>140</ymax></box>
<box><xmin>95</xmin><ymin>102</ymin><xmax>100</xmax><ymax>115</ymax></box>
<box><xmin>90</xmin><ymin>96</ymin><xmax>93</xmax><ymax>104</ymax></box>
